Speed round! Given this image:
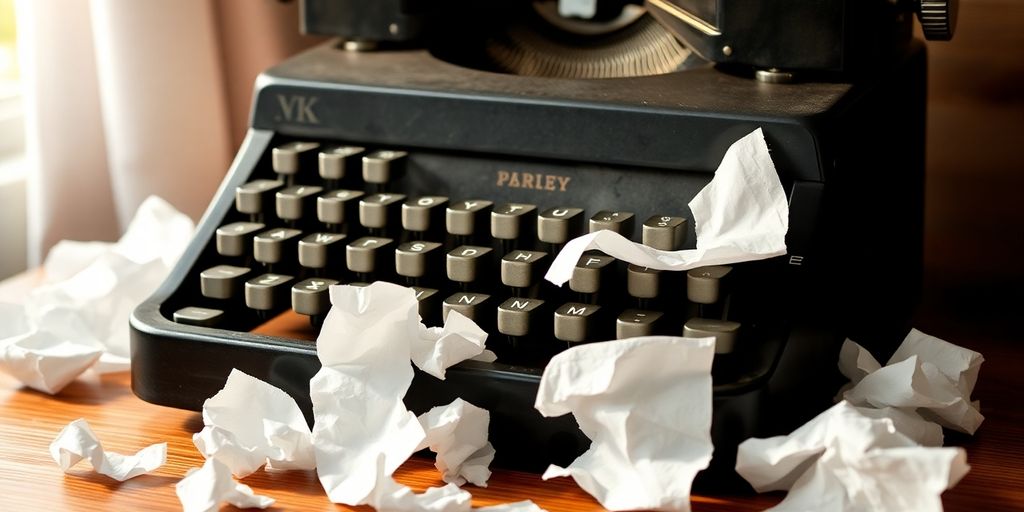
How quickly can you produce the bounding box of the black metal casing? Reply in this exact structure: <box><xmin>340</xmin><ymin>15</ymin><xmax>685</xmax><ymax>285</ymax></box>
<box><xmin>130</xmin><ymin>41</ymin><xmax>925</xmax><ymax>488</ymax></box>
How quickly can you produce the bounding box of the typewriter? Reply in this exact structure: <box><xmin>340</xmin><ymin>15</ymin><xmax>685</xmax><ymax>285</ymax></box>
<box><xmin>131</xmin><ymin>0</ymin><xmax>954</xmax><ymax>486</ymax></box>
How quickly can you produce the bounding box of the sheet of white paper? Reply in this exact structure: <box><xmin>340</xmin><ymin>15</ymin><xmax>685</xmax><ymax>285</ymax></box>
<box><xmin>476</xmin><ymin>501</ymin><xmax>548</xmax><ymax>511</ymax></box>
<box><xmin>0</xmin><ymin>196</ymin><xmax>194</xmax><ymax>393</ymax></box>
<box><xmin>361</xmin><ymin>454</ymin><xmax>474</xmax><ymax>512</ymax></box>
<box><xmin>0</xmin><ymin>306</ymin><xmax>105</xmax><ymax>394</ymax></box>
<box><xmin>311</xmin><ymin>282</ymin><xmax>490</xmax><ymax>507</ymax></box>
<box><xmin>50</xmin><ymin>418</ymin><xmax>166</xmax><ymax>481</ymax></box>
<box><xmin>535</xmin><ymin>336</ymin><xmax>715</xmax><ymax>512</ymax></box>
<box><xmin>736</xmin><ymin>401</ymin><xmax>970</xmax><ymax>512</ymax></box>
<box><xmin>414</xmin><ymin>312</ymin><xmax>489</xmax><ymax>380</ymax></box>
<box><xmin>839</xmin><ymin>329</ymin><xmax>984</xmax><ymax>435</ymax></box>
<box><xmin>544</xmin><ymin>128</ymin><xmax>788</xmax><ymax>286</ymax></box>
<box><xmin>192</xmin><ymin>368</ymin><xmax>315</xmax><ymax>478</ymax></box>
<box><xmin>417</xmin><ymin>398</ymin><xmax>495</xmax><ymax>487</ymax></box>
<box><xmin>176</xmin><ymin>458</ymin><xmax>275</xmax><ymax>512</ymax></box>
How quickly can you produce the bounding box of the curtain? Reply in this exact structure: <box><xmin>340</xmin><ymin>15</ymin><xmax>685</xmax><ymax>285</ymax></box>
<box><xmin>16</xmin><ymin>0</ymin><xmax>321</xmax><ymax>264</ymax></box>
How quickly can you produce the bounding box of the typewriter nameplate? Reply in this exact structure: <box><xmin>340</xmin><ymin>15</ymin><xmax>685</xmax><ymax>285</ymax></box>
<box><xmin>276</xmin><ymin>94</ymin><xmax>321</xmax><ymax>125</ymax></box>
<box><xmin>496</xmin><ymin>170</ymin><xmax>571</xmax><ymax>192</ymax></box>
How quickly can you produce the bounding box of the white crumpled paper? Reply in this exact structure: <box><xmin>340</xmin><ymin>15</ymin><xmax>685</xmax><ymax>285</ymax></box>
<box><xmin>415</xmin><ymin>313</ymin><xmax>489</xmax><ymax>380</ymax></box>
<box><xmin>736</xmin><ymin>401</ymin><xmax>970</xmax><ymax>512</ymax></box>
<box><xmin>545</xmin><ymin>128</ymin><xmax>788</xmax><ymax>286</ymax></box>
<box><xmin>310</xmin><ymin>282</ymin><xmax>490</xmax><ymax>508</ymax></box>
<box><xmin>176</xmin><ymin>458</ymin><xmax>275</xmax><ymax>512</ymax></box>
<box><xmin>192</xmin><ymin>368</ymin><xmax>315</xmax><ymax>478</ymax></box>
<box><xmin>838</xmin><ymin>328</ymin><xmax>984</xmax><ymax>441</ymax></box>
<box><xmin>50</xmin><ymin>418</ymin><xmax>166</xmax><ymax>481</ymax></box>
<box><xmin>0</xmin><ymin>196</ymin><xmax>194</xmax><ymax>393</ymax></box>
<box><xmin>417</xmin><ymin>398</ymin><xmax>496</xmax><ymax>487</ymax></box>
<box><xmin>536</xmin><ymin>336</ymin><xmax>715</xmax><ymax>512</ymax></box>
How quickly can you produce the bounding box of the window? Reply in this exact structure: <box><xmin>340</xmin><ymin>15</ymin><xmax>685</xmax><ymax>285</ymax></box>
<box><xmin>0</xmin><ymin>0</ymin><xmax>26</xmax><ymax>280</ymax></box>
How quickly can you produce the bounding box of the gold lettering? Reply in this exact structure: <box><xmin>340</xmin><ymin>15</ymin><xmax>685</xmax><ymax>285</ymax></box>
<box><xmin>494</xmin><ymin>170</ymin><xmax>571</xmax><ymax>192</ymax></box>
<box><xmin>522</xmin><ymin>173</ymin><xmax>535</xmax><ymax>189</ymax></box>
<box><xmin>557</xmin><ymin>176</ymin><xmax>571</xmax><ymax>191</ymax></box>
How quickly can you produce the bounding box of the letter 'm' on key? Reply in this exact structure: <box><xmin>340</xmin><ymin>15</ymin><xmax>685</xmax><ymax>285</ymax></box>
<box><xmin>567</xmin><ymin>305</ymin><xmax>587</xmax><ymax>315</ymax></box>
<box><xmin>496</xmin><ymin>170</ymin><xmax>510</xmax><ymax>187</ymax></box>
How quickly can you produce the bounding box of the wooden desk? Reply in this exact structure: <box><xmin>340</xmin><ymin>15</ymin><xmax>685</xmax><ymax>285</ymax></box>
<box><xmin>1</xmin><ymin>269</ymin><xmax>1023</xmax><ymax>511</ymax></box>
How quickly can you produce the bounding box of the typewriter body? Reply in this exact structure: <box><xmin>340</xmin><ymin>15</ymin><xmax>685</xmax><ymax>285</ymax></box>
<box><xmin>132</xmin><ymin>0</ymin><xmax>946</xmax><ymax>485</ymax></box>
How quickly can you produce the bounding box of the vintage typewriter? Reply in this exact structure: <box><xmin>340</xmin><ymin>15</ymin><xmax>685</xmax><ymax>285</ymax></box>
<box><xmin>131</xmin><ymin>0</ymin><xmax>954</xmax><ymax>486</ymax></box>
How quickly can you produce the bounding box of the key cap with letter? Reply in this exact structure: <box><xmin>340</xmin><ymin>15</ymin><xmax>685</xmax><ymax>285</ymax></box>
<box><xmin>235</xmin><ymin>180</ymin><xmax>284</xmax><ymax>215</ymax></box>
<box><xmin>402</xmin><ymin>196</ymin><xmax>448</xmax><ymax>234</ymax></box>
<box><xmin>272</xmin><ymin>141</ymin><xmax>320</xmax><ymax>176</ymax></box>
<box><xmin>446</xmin><ymin>200</ymin><xmax>493</xmax><ymax>237</ymax></box>
<box><xmin>362</xmin><ymin>150</ymin><xmax>407</xmax><ymax>185</ymax></box>
<box><xmin>569</xmin><ymin>252</ymin><xmax>616</xmax><ymax>294</ymax></box>
<box><xmin>291</xmin><ymin>278</ymin><xmax>338</xmax><ymax>316</ymax></box>
<box><xmin>276</xmin><ymin>185</ymin><xmax>323</xmax><ymax>221</ymax></box>
<box><xmin>395</xmin><ymin>241</ymin><xmax>444</xmax><ymax>279</ymax></box>
<box><xmin>616</xmin><ymin>309</ymin><xmax>663</xmax><ymax>338</ymax></box>
<box><xmin>216</xmin><ymin>222</ymin><xmax>264</xmax><ymax>257</ymax></box>
<box><xmin>497</xmin><ymin>297</ymin><xmax>548</xmax><ymax>337</ymax></box>
<box><xmin>253</xmin><ymin>228</ymin><xmax>303</xmax><ymax>265</ymax></box>
<box><xmin>492</xmin><ymin>203</ymin><xmax>537</xmax><ymax>241</ymax></box>
<box><xmin>346</xmin><ymin>236</ymin><xmax>394</xmax><ymax>274</ymax></box>
<box><xmin>537</xmin><ymin>207</ymin><xmax>584</xmax><ymax>244</ymax></box>
<box><xmin>244</xmin><ymin>273</ymin><xmax>293</xmax><ymax>311</ymax></box>
<box><xmin>200</xmin><ymin>265</ymin><xmax>252</xmax><ymax>300</ymax></box>
<box><xmin>589</xmin><ymin>210</ymin><xmax>635</xmax><ymax>238</ymax></box>
<box><xmin>317</xmin><ymin>189</ymin><xmax>364</xmax><ymax>225</ymax></box>
<box><xmin>359</xmin><ymin>193</ymin><xmax>406</xmax><ymax>230</ymax></box>
<box><xmin>298</xmin><ymin>232</ymin><xmax>346</xmax><ymax>269</ymax></box>
<box><xmin>554</xmin><ymin>302</ymin><xmax>602</xmax><ymax>346</ymax></box>
<box><xmin>687</xmin><ymin>265</ymin><xmax>733</xmax><ymax>304</ymax></box>
<box><xmin>447</xmin><ymin>246</ymin><xmax>493</xmax><ymax>283</ymax></box>
<box><xmin>642</xmin><ymin>215</ymin><xmax>687</xmax><ymax>250</ymax></box>
<box><xmin>319</xmin><ymin>145</ymin><xmax>364</xmax><ymax>180</ymax></box>
<box><xmin>500</xmin><ymin>250</ymin><xmax>549</xmax><ymax>288</ymax></box>
<box><xmin>442</xmin><ymin>292</ymin><xmax>492</xmax><ymax>325</ymax></box>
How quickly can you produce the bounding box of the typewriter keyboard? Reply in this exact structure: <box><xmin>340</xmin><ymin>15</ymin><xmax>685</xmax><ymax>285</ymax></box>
<box><xmin>172</xmin><ymin>140</ymin><xmax>784</xmax><ymax>368</ymax></box>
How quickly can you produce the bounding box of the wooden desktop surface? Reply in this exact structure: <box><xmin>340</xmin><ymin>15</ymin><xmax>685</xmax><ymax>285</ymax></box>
<box><xmin>2</xmin><ymin>277</ymin><xmax>1024</xmax><ymax>512</ymax></box>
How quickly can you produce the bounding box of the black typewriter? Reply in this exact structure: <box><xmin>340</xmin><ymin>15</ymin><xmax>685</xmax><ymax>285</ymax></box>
<box><xmin>131</xmin><ymin>0</ymin><xmax>954</xmax><ymax>487</ymax></box>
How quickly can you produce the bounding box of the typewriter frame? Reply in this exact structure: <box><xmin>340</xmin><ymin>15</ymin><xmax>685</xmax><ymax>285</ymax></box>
<box><xmin>131</xmin><ymin>40</ymin><xmax>925</xmax><ymax>485</ymax></box>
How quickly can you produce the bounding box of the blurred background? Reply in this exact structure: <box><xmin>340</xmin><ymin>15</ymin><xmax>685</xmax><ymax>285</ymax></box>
<box><xmin>0</xmin><ymin>0</ymin><xmax>1021</xmax><ymax>339</ymax></box>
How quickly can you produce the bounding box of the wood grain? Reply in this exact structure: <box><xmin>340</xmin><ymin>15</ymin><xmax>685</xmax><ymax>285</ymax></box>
<box><xmin>2</xmin><ymin>308</ymin><xmax>1024</xmax><ymax>511</ymax></box>
<box><xmin>4</xmin><ymin>0</ymin><xmax>1024</xmax><ymax>510</ymax></box>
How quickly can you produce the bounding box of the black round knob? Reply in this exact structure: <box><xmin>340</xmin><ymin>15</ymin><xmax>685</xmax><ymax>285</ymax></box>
<box><xmin>918</xmin><ymin>0</ymin><xmax>958</xmax><ymax>41</ymax></box>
